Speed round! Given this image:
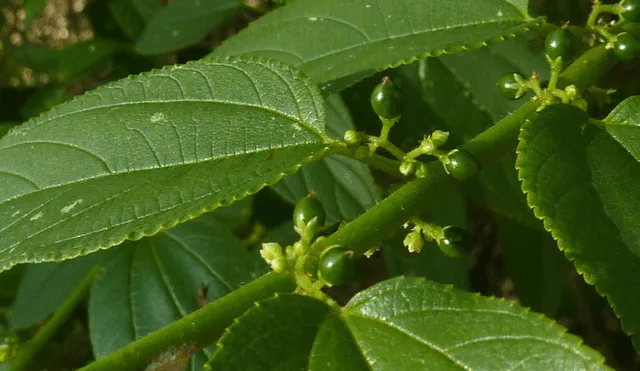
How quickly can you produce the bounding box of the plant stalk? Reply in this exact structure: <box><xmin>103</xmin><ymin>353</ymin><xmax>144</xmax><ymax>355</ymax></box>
<box><xmin>9</xmin><ymin>266</ymin><xmax>99</xmax><ymax>371</ymax></box>
<box><xmin>78</xmin><ymin>272</ymin><xmax>295</xmax><ymax>371</ymax></box>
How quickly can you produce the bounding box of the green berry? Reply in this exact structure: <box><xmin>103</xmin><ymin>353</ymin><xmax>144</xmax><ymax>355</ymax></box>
<box><xmin>438</xmin><ymin>226</ymin><xmax>472</xmax><ymax>258</ymax></box>
<box><xmin>496</xmin><ymin>73</ymin><xmax>523</xmax><ymax>100</ymax></box>
<box><xmin>443</xmin><ymin>149</ymin><xmax>480</xmax><ymax>181</ymax></box>
<box><xmin>370</xmin><ymin>76</ymin><xmax>403</xmax><ymax>119</ymax></box>
<box><xmin>613</xmin><ymin>33</ymin><xmax>640</xmax><ymax>61</ymax></box>
<box><xmin>544</xmin><ymin>28</ymin><xmax>574</xmax><ymax>61</ymax></box>
<box><xmin>293</xmin><ymin>195</ymin><xmax>326</xmax><ymax>228</ymax></box>
<box><xmin>319</xmin><ymin>247</ymin><xmax>356</xmax><ymax>286</ymax></box>
<box><xmin>621</xmin><ymin>0</ymin><xmax>640</xmax><ymax>22</ymax></box>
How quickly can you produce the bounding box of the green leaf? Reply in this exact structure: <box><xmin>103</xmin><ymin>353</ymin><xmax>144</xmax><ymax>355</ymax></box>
<box><xmin>308</xmin><ymin>316</ymin><xmax>368</xmax><ymax>371</ymax></box>
<box><xmin>23</xmin><ymin>0</ymin><xmax>46</xmax><ymax>30</ymax></box>
<box><xmin>0</xmin><ymin>265</ymin><xmax>24</xmax><ymax>306</ymax></box>
<box><xmin>89</xmin><ymin>214</ymin><xmax>266</xmax><ymax>365</ymax></box>
<box><xmin>210</xmin><ymin>0</ymin><xmax>540</xmax><ymax>94</ymax></box>
<box><xmin>517</xmin><ymin>103</ymin><xmax>640</xmax><ymax>348</ymax></box>
<box><xmin>0</xmin><ymin>125</ymin><xmax>14</xmax><ymax>138</ymax></box>
<box><xmin>0</xmin><ymin>57</ymin><xmax>327</xmax><ymax>272</ymax></box>
<box><xmin>317</xmin><ymin>277</ymin><xmax>606</xmax><ymax>370</ymax></box>
<box><xmin>498</xmin><ymin>216</ymin><xmax>570</xmax><ymax>316</ymax></box>
<box><xmin>272</xmin><ymin>95</ymin><xmax>379</xmax><ymax>222</ymax></box>
<box><xmin>206</xmin><ymin>294</ymin><xmax>331</xmax><ymax>370</ymax></box>
<box><xmin>107</xmin><ymin>0</ymin><xmax>161</xmax><ymax>40</ymax></box>
<box><xmin>10</xmin><ymin>252</ymin><xmax>103</xmax><ymax>329</ymax></box>
<box><xmin>604</xmin><ymin>95</ymin><xmax>640</xmax><ymax>162</ymax></box>
<box><xmin>384</xmin><ymin>191</ymin><xmax>469</xmax><ymax>290</ymax></box>
<box><xmin>136</xmin><ymin>0</ymin><xmax>243</xmax><ymax>55</ymax></box>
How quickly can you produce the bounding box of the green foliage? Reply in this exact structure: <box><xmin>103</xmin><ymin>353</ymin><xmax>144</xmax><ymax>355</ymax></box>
<box><xmin>0</xmin><ymin>57</ymin><xmax>327</xmax><ymax>273</ymax></box>
<box><xmin>3</xmin><ymin>0</ymin><xmax>640</xmax><ymax>369</ymax></box>
<box><xmin>136</xmin><ymin>0</ymin><xmax>244</xmax><ymax>54</ymax></box>
<box><xmin>517</xmin><ymin>103</ymin><xmax>640</xmax><ymax>348</ymax></box>
<box><xmin>209</xmin><ymin>277</ymin><xmax>608</xmax><ymax>369</ymax></box>
<box><xmin>89</xmin><ymin>213</ymin><xmax>265</xmax><ymax>367</ymax></box>
<box><xmin>210</xmin><ymin>0</ymin><xmax>540</xmax><ymax>94</ymax></box>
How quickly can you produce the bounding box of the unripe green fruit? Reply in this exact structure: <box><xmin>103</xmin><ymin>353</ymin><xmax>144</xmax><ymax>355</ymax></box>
<box><xmin>443</xmin><ymin>149</ymin><xmax>480</xmax><ymax>180</ymax></box>
<box><xmin>544</xmin><ymin>28</ymin><xmax>574</xmax><ymax>61</ymax></box>
<box><xmin>496</xmin><ymin>73</ymin><xmax>523</xmax><ymax>100</ymax></box>
<box><xmin>293</xmin><ymin>195</ymin><xmax>326</xmax><ymax>228</ymax></box>
<box><xmin>438</xmin><ymin>226</ymin><xmax>472</xmax><ymax>258</ymax></box>
<box><xmin>621</xmin><ymin>0</ymin><xmax>640</xmax><ymax>22</ymax></box>
<box><xmin>319</xmin><ymin>247</ymin><xmax>356</xmax><ymax>286</ymax></box>
<box><xmin>370</xmin><ymin>76</ymin><xmax>403</xmax><ymax>119</ymax></box>
<box><xmin>613</xmin><ymin>33</ymin><xmax>640</xmax><ymax>62</ymax></box>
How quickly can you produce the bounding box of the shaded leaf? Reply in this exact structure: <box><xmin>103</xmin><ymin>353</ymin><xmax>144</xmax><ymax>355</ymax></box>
<box><xmin>10</xmin><ymin>252</ymin><xmax>103</xmax><ymax>329</ymax></box>
<box><xmin>517</xmin><ymin>103</ymin><xmax>640</xmax><ymax>347</ymax></box>
<box><xmin>0</xmin><ymin>57</ymin><xmax>327</xmax><ymax>272</ymax></box>
<box><xmin>210</xmin><ymin>0</ymin><xmax>540</xmax><ymax>94</ymax></box>
<box><xmin>206</xmin><ymin>294</ymin><xmax>331</xmax><ymax>370</ymax></box>
<box><xmin>498</xmin><ymin>216</ymin><xmax>570</xmax><ymax>316</ymax></box>
<box><xmin>107</xmin><ymin>0</ymin><xmax>161</xmax><ymax>40</ymax></box>
<box><xmin>89</xmin><ymin>214</ymin><xmax>266</xmax><ymax>367</ymax></box>
<box><xmin>136</xmin><ymin>0</ymin><xmax>244</xmax><ymax>55</ymax></box>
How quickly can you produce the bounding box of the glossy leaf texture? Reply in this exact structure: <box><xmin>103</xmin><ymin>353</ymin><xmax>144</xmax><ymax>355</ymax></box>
<box><xmin>107</xmin><ymin>0</ymin><xmax>161</xmax><ymax>40</ymax></box>
<box><xmin>604</xmin><ymin>96</ymin><xmax>640</xmax><ymax>161</ymax></box>
<box><xmin>207</xmin><ymin>294</ymin><xmax>332</xmax><ymax>370</ymax></box>
<box><xmin>517</xmin><ymin>103</ymin><xmax>640</xmax><ymax>347</ymax></box>
<box><xmin>210</xmin><ymin>0</ymin><xmax>539</xmax><ymax>94</ymax></box>
<box><xmin>272</xmin><ymin>95</ymin><xmax>379</xmax><ymax>223</ymax></box>
<box><xmin>384</xmin><ymin>191</ymin><xmax>469</xmax><ymax>290</ymax></box>
<box><xmin>89</xmin><ymin>213</ymin><xmax>266</xmax><ymax>369</ymax></box>
<box><xmin>207</xmin><ymin>277</ymin><xmax>607</xmax><ymax>370</ymax></box>
<box><xmin>9</xmin><ymin>252</ymin><xmax>104</xmax><ymax>330</ymax></box>
<box><xmin>0</xmin><ymin>56</ymin><xmax>328</xmax><ymax>272</ymax></box>
<box><xmin>136</xmin><ymin>0</ymin><xmax>243</xmax><ymax>55</ymax></box>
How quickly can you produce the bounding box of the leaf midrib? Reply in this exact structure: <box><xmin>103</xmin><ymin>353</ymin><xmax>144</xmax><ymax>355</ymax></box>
<box><xmin>226</xmin><ymin>17</ymin><xmax>532</xmax><ymax>70</ymax></box>
<box><xmin>0</xmin><ymin>142</ymin><xmax>327</xmax><ymax>205</ymax></box>
<box><xmin>4</xmin><ymin>99</ymin><xmax>322</xmax><ymax>144</ymax></box>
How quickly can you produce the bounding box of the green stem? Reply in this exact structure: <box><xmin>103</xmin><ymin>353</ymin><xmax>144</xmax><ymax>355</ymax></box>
<box><xmin>329</xmin><ymin>144</ymin><xmax>402</xmax><ymax>177</ymax></box>
<box><xmin>79</xmin><ymin>272</ymin><xmax>295</xmax><ymax>371</ymax></box>
<box><xmin>79</xmin><ymin>44</ymin><xmax>616</xmax><ymax>371</ymax></box>
<box><xmin>9</xmin><ymin>266</ymin><xmax>99</xmax><ymax>371</ymax></box>
<box><xmin>313</xmin><ymin>45</ymin><xmax>615</xmax><ymax>257</ymax></box>
<box><xmin>587</xmin><ymin>3</ymin><xmax>623</xmax><ymax>28</ymax></box>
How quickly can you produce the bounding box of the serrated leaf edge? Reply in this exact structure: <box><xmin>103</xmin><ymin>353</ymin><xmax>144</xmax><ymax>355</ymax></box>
<box><xmin>0</xmin><ymin>147</ymin><xmax>328</xmax><ymax>272</ymax></box>
<box><xmin>514</xmin><ymin>113</ymin><xmax>637</xmax><ymax>347</ymax></box>
<box><xmin>343</xmin><ymin>276</ymin><xmax>608</xmax><ymax>367</ymax></box>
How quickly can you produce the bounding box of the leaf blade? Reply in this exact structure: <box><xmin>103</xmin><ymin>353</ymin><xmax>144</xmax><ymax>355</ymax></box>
<box><xmin>210</xmin><ymin>0</ymin><xmax>541</xmax><ymax>93</ymax></box>
<box><xmin>517</xmin><ymin>103</ymin><xmax>640</xmax><ymax>348</ymax></box>
<box><xmin>0</xmin><ymin>57</ymin><xmax>327</xmax><ymax>272</ymax></box>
